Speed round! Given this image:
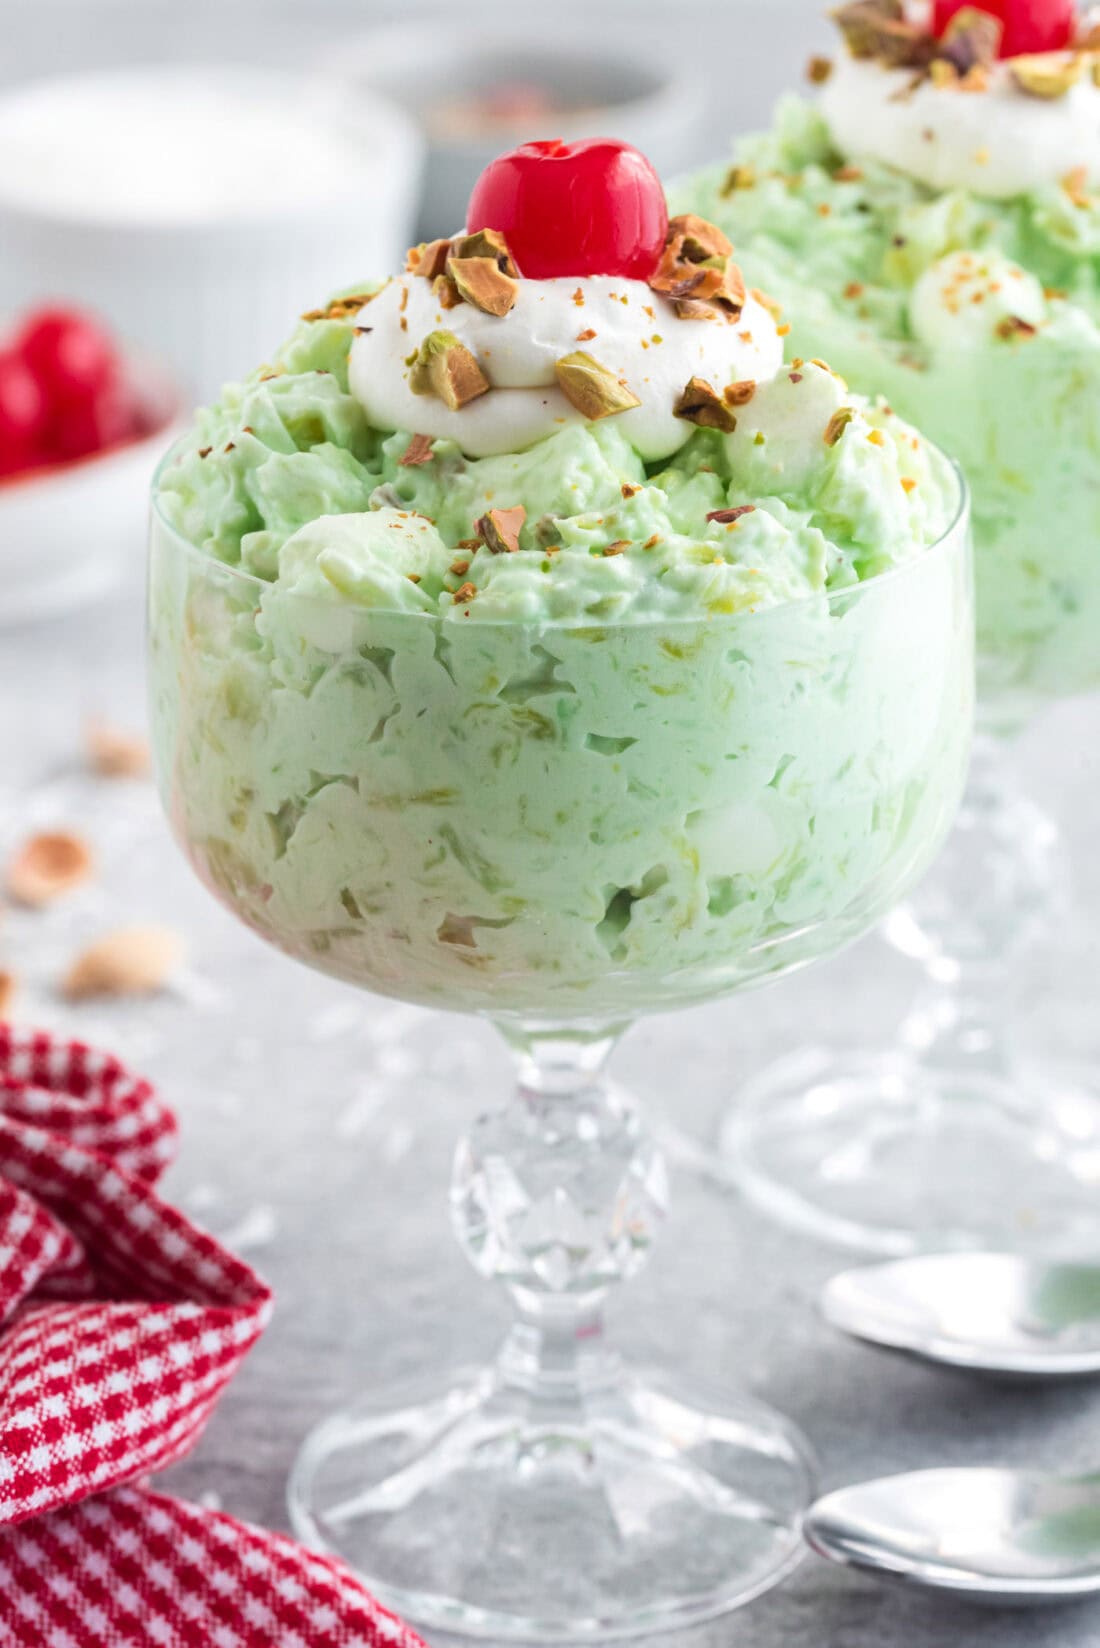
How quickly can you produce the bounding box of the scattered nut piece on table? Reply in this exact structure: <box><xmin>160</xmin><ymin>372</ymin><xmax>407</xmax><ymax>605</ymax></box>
<box><xmin>63</xmin><ymin>926</ymin><xmax>184</xmax><ymax>1001</ymax></box>
<box><xmin>7</xmin><ymin>832</ymin><xmax>94</xmax><ymax>907</ymax></box>
<box><xmin>87</xmin><ymin>722</ymin><xmax>151</xmax><ymax>778</ymax></box>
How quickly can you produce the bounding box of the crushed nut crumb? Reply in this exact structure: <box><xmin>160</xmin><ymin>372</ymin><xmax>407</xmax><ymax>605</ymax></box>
<box><xmin>706</xmin><ymin>505</ymin><xmax>757</xmax><ymax>524</ymax></box>
<box><xmin>824</xmin><ymin>407</ymin><xmax>855</xmax><ymax>446</ymax></box>
<box><xmin>475</xmin><ymin>505</ymin><xmax>526</xmax><ymax>555</ymax></box>
<box><xmin>399</xmin><ymin>433</ymin><xmax>435</xmax><ymax>467</ymax></box>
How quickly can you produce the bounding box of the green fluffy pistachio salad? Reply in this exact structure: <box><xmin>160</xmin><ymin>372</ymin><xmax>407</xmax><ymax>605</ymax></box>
<box><xmin>150</xmin><ymin>144</ymin><xmax>972</xmax><ymax>1020</ymax></box>
<box><xmin>678</xmin><ymin>0</ymin><xmax>1100</xmax><ymax>710</ymax></box>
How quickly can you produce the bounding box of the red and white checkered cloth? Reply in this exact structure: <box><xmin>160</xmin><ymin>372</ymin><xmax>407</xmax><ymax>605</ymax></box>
<box><xmin>0</xmin><ymin>1025</ymin><xmax>425</xmax><ymax>1648</ymax></box>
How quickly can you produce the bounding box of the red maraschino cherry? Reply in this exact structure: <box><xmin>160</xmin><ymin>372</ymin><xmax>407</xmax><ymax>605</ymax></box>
<box><xmin>465</xmin><ymin>138</ymin><xmax>669</xmax><ymax>282</ymax></box>
<box><xmin>17</xmin><ymin>307</ymin><xmax>118</xmax><ymax>405</ymax></box>
<box><xmin>0</xmin><ymin>349</ymin><xmax>48</xmax><ymax>476</ymax></box>
<box><xmin>932</xmin><ymin>0</ymin><xmax>1077</xmax><ymax>57</ymax></box>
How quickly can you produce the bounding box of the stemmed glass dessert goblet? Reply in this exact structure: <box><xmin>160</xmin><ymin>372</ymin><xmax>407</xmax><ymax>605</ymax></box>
<box><xmin>148</xmin><ymin>454</ymin><xmax>972</xmax><ymax>1640</ymax></box>
<box><xmin>678</xmin><ymin>0</ymin><xmax>1100</xmax><ymax>1255</ymax></box>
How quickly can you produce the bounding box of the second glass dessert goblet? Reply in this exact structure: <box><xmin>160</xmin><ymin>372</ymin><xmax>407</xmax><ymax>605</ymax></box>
<box><xmin>149</xmin><ymin>466</ymin><xmax>972</xmax><ymax>1641</ymax></box>
<box><xmin>684</xmin><ymin>89</ymin><xmax>1100</xmax><ymax>1255</ymax></box>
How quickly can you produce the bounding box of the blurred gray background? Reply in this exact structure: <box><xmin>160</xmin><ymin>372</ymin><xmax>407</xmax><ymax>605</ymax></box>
<box><xmin>0</xmin><ymin>0</ymin><xmax>831</xmax><ymax>135</ymax></box>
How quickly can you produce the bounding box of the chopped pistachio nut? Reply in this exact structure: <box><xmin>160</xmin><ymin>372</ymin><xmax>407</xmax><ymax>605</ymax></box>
<box><xmin>960</xmin><ymin>63</ymin><xmax>990</xmax><ymax>91</ymax></box>
<box><xmin>406</xmin><ymin>239</ymin><xmax>453</xmax><ymax>280</ymax></box>
<box><xmin>8</xmin><ymin>830</ymin><xmax>93</xmax><ymax>907</ymax></box>
<box><xmin>673</xmin><ymin>297</ymin><xmax>720</xmax><ymax>321</ymax></box>
<box><xmin>63</xmin><ymin>926</ymin><xmax>183</xmax><ymax>1001</ymax></box>
<box><xmin>721</xmin><ymin>164</ymin><xmax>757</xmax><ymax>196</ymax></box>
<box><xmin>408</xmin><ymin>330</ymin><xmax>490</xmax><ymax>409</ymax></box>
<box><xmin>475</xmin><ymin>505</ymin><xmax>526</xmax><ymax>555</ymax></box>
<box><xmin>832</xmin><ymin>0</ymin><xmax>1002</xmax><ymax>78</ymax></box>
<box><xmin>433</xmin><ymin>274</ymin><xmax>463</xmax><ymax>308</ymax></box>
<box><xmin>937</xmin><ymin>7</ymin><xmax>1002</xmax><ymax>74</ymax></box>
<box><xmin>724</xmin><ymin>379</ymin><xmax>757</xmax><ymax>406</ymax></box>
<box><xmin>995</xmin><ymin>315</ymin><xmax>1038</xmax><ymax>340</ymax></box>
<box><xmin>824</xmin><ymin>406</ymin><xmax>856</xmax><ymax>446</ymax></box>
<box><xmin>1011</xmin><ymin>52</ymin><xmax>1084</xmax><ymax>98</ymax></box>
<box><xmin>673</xmin><ymin>377</ymin><xmax>738</xmax><ymax>433</ymax></box>
<box><xmin>301</xmin><ymin>292</ymin><xmax>376</xmax><ymax>322</ymax></box>
<box><xmin>670</xmin><ymin>214</ymin><xmax>733</xmax><ymax>262</ymax></box>
<box><xmin>752</xmin><ymin>287</ymin><xmax>783</xmax><ymax>322</ymax></box>
<box><xmin>399</xmin><ymin>433</ymin><xmax>435</xmax><ymax>467</ymax></box>
<box><xmin>602</xmin><ymin>540</ymin><xmax>630</xmax><ymax>556</ymax></box>
<box><xmin>554</xmin><ymin>352</ymin><xmax>641</xmax><ymax>420</ymax></box>
<box><xmin>443</xmin><ymin>228</ymin><xmax>520</xmax><ymax>317</ymax></box>
<box><xmin>807</xmin><ymin>54</ymin><xmax>834</xmax><ymax>83</ymax></box>
<box><xmin>706</xmin><ymin>505</ymin><xmax>757</xmax><ymax>524</ymax></box>
<box><xmin>1063</xmin><ymin>165</ymin><xmax>1091</xmax><ymax>208</ymax></box>
<box><xmin>453</xmin><ymin>582</ymin><xmax>478</xmax><ymax>605</ymax></box>
<box><xmin>447</xmin><ymin>256</ymin><xmax>519</xmax><ymax>316</ymax></box>
<box><xmin>832</xmin><ymin>0</ymin><xmax>933</xmax><ymax>68</ymax></box>
<box><xmin>649</xmin><ymin>214</ymin><xmax>747</xmax><ymax>321</ymax></box>
<box><xmin>450</xmin><ymin>229</ymin><xmax>519</xmax><ymax>275</ymax></box>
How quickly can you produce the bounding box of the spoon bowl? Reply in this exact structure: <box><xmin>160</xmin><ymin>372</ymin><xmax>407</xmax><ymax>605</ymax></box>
<box><xmin>822</xmin><ymin>1253</ymin><xmax>1100</xmax><ymax>1380</ymax></box>
<box><xmin>805</xmin><ymin>1468</ymin><xmax>1100</xmax><ymax>1605</ymax></box>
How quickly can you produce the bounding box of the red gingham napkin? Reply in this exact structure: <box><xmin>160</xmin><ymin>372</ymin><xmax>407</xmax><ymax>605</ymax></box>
<box><xmin>0</xmin><ymin>1025</ymin><xmax>425</xmax><ymax>1648</ymax></box>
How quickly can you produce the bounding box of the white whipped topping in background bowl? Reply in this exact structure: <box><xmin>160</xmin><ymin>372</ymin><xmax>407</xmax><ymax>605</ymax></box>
<box><xmin>821</xmin><ymin>51</ymin><xmax>1100</xmax><ymax>198</ymax></box>
<box><xmin>0</xmin><ymin>68</ymin><xmax>424</xmax><ymax>398</ymax></box>
<box><xmin>350</xmin><ymin>275</ymin><xmax>784</xmax><ymax>462</ymax></box>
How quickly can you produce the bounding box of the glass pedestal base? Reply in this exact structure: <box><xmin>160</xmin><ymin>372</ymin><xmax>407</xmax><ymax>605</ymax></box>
<box><xmin>288</xmin><ymin>1358</ymin><xmax>814</xmax><ymax>1642</ymax></box>
<box><xmin>720</xmin><ymin>1047</ymin><xmax>1100</xmax><ymax>1257</ymax></box>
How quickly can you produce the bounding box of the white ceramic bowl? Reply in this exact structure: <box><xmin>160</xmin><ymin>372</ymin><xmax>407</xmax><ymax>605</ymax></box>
<box><xmin>320</xmin><ymin>23</ymin><xmax>700</xmax><ymax>241</ymax></box>
<box><xmin>0</xmin><ymin>362</ymin><xmax>183</xmax><ymax>625</ymax></box>
<box><xmin>0</xmin><ymin>67</ymin><xmax>424</xmax><ymax>401</ymax></box>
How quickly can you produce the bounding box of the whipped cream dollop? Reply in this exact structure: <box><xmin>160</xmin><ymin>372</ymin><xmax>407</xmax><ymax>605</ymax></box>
<box><xmin>349</xmin><ymin>274</ymin><xmax>783</xmax><ymax>462</ymax></box>
<box><xmin>821</xmin><ymin>51</ymin><xmax>1100</xmax><ymax>199</ymax></box>
<box><xmin>909</xmin><ymin>249</ymin><xmax>1048</xmax><ymax>349</ymax></box>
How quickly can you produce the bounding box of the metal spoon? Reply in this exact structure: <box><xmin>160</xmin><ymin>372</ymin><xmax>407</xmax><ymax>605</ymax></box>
<box><xmin>805</xmin><ymin>1468</ymin><xmax>1100</xmax><ymax>1605</ymax></box>
<box><xmin>821</xmin><ymin>1253</ymin><xmax>1100</xmax><ymax>1379</ymax></box>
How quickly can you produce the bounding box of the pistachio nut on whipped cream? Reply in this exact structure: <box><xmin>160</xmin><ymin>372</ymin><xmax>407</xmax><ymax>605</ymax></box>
<box><xmin>679</xmin><ymin>0</ymin><xmax>1100</xmax><ymax>710</ymax></box>
<box><xmin>151</xmin><ymin>137</ymin><xmax>971</xmax><ymax>1019</ymax></box>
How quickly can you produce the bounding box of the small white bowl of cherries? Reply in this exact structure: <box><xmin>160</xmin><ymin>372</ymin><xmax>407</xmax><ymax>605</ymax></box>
<box><xmin>0</xmin><ymin>306</ymin><xmax>182</xmax><ymax>624</ymax></box>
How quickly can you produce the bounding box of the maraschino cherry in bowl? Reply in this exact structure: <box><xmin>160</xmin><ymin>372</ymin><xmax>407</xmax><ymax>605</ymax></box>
<box><xmin>149</xmin><ymin>136</ymin><xmax>973</xmax><ymax>1639</ymax></box>
<box><xmin>1</xmin><ymin>305</ymin><xmax>182</xmax><ymax>622</ymax></box>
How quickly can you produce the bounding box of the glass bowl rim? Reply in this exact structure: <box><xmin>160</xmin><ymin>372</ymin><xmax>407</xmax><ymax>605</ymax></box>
<box><xmin>149</xmin><ymin>431</ymin><xmax>970</xmax><ymax>634</ymax></box>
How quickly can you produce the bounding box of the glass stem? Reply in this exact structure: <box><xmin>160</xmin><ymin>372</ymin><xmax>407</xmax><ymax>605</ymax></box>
<box><xmin>451</xmin><ymin>1024</ymin><xmax>668</xmax><ymax>1403</ymax></box>
<box><xmin>888</xmin><ymin>732</ymin><xmax>1061</xmax><ymax>1083</ymax></box>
